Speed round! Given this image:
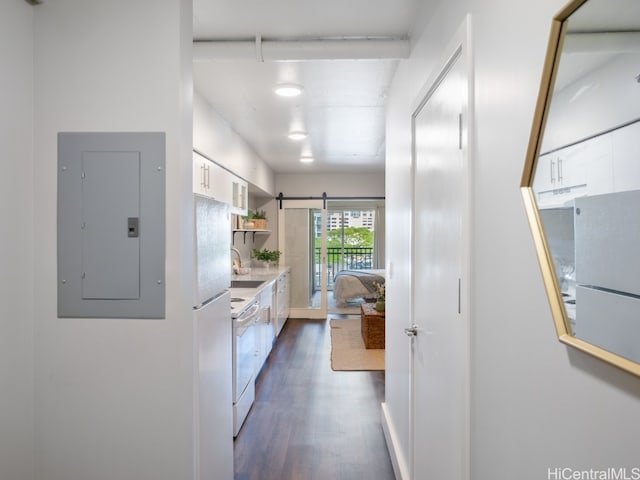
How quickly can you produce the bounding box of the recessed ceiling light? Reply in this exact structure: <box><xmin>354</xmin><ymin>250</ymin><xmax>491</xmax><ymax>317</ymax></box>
<box><xmin>274</xmin><ymin>83</ymin><xmax>303</xmax><ymax>97</ymax></box>
<box><xmin>288</xmin><ymin>131</ymin><xmax>308</xmax><ymax>140</ymax></box>
<box><xmin>300</xmin><ymin>156</ymin><xmax>314</xmax><ymax>163</ymax></box>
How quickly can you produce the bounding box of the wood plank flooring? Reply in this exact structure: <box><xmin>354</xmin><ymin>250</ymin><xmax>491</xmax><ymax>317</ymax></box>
<box><xmin>233</xmin><ymin>316</ymin><xmax>395</xmax><ymax>480</ymax></box>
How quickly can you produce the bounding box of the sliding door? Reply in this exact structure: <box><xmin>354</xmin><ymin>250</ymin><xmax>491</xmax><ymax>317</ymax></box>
<box><xmin>278</xmin><ymin>200</ymin><xmax>327</xmax><ymax>318</ymax></box>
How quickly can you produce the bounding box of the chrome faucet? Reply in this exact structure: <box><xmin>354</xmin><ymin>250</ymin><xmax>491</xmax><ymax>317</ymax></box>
<box><xmin>231</xmin><ymin>247</ymin><xmax>242</xmax><ymax>270</ymax></box>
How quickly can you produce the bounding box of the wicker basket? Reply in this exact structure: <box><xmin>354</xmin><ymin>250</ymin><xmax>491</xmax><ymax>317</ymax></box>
<box><xmin>252</xmin><ymin>218</ymin><xmax>267</xmax><ymax>230</ymax></box>
<box><xmin>360</xmin><ymin>303</ymin><xmax>385</xmax><ymax>349</ymax></box>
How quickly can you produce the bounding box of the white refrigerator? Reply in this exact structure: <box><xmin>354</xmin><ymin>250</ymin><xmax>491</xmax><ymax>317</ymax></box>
<box><xmin>193</xmin><ymin>194</ymin><xmax>233</xmax><ymax>480</ymax></box>
<box><xmin>574</xmin><ymin>189</ymin><xmax>640</xmax><ymax>363</ymax></box>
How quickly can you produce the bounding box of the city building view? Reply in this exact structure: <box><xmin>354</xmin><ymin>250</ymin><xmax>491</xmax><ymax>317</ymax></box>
<box><xmin>314</xmin><ymin>209</ymin><xmax>377</xmax><ymax>289</ymax></box>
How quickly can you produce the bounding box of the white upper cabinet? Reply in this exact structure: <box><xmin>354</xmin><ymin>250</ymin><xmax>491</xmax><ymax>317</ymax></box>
<box><xmin>612</xmin><ymin>121</ymin><xmax>640</xmax><ymax>193</ymax></box>
<box><xmin>534</xmin><ymin>152</ymin><xmax>566</xmax><ymax>195</ymax></box>
<box><xmin>582</xmin><ymin>134</ymin><xmax>614</xmax><ymax>196</ymax></box>
<box><xmin>193</xmin><ymin>152</ymin><xmax>248</xmax><ymax>214</ymax></box>
<box><xmin>534</xmin><ymin>130</ymin><xmax>616</xmax><ymax>208</ymax></box>
<box><xmin>231</xmin><ymin>177</ymin><xmax>248</xmax><ymax>216</ymax></box>
<box><xmin>557</xmin><ymin>142</ymin><xmax>587</xmax><ymax>190</ymax></box>
<box><xmin>193</xmin><ymin>152</ymin><xmax>232</xmax><ymax>203</ymax></box>
<box><xmin>193</xmin><ymin>151</ymin><xmax>211</xmax><ymax>197</ymax></box>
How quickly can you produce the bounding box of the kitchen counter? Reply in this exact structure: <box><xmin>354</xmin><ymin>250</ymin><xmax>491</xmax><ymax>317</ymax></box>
<box><xmin>230</xmin><ymin>266</ymin><xmax>290</xmax><ymax>317</ymax></box>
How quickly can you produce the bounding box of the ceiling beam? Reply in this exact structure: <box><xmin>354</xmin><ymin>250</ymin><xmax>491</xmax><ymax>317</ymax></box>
<box><xmin>564</xmin><ymin>31</ymin><xmax>640</xmax><ymax>53</ymax></box>
<box><xmin>194</xmin><ymin>36</ymin><xmax>410</xmax><ymax>62</ymax></box>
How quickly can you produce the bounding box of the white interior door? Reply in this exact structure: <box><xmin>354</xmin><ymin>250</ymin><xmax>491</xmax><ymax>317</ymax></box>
<box><xmin>410</xmin><ymin>37</ymin><xmax>470</xmax><ymax>480</ymax></box>
<box><xmin>278</xmin><ymin>200</ymin><xmax>327</xmax><ymax>318</ymax></box>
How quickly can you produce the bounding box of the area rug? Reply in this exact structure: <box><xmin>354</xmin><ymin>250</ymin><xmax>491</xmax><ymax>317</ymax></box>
<box><xmin>330</xmin><ymin>318</ymin><xmax>385</xmax><ymax>371</ymax></box>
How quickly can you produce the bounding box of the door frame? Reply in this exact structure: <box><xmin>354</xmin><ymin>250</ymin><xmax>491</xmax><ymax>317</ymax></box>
<box><xmin>408</xmin><ymin>15</ymin><xmax>473</xmax><ymax>480</ymax></box>
<box><xmin>277</xmin><ymin>199</ymin><xmax>328</xmax><ymax>319</ymax></box>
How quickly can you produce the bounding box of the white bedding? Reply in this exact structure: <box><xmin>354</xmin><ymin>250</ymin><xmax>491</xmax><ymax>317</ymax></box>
<box><xmin>333</xmin><ymin>269</ymin><xmax>385</xmax><ymax>304</ymax></box>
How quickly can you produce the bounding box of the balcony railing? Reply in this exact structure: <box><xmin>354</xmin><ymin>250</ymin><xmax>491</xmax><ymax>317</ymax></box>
<box><xmin>314</xmin><ymin>246</ymin><xmax>374</xmax><ymax>290</ymax></box>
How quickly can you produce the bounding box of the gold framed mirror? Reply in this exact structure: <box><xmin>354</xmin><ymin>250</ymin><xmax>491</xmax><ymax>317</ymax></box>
<box><xmin>521</xmin><ymin>0</ymin><xmax>640</xmax><ymax>376</ymax></box>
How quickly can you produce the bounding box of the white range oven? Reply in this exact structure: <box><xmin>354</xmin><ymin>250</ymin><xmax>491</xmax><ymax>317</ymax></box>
<box><xmin>232</xmin><ymin>300</ymin><xmax>259</xmax><ymax>437</ymax></box>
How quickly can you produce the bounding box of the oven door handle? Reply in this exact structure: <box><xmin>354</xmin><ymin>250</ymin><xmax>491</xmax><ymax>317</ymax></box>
<box><xmin>235</xmin><ymin>302</ymin><xmax>260</xmax><ymax>329</ymax></box>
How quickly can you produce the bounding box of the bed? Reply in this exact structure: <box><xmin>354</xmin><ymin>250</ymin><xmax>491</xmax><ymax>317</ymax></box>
<box><xmin>333</xmin><ymin>269</ymin><xmax>385</xmax><ymax>304</ymax></box>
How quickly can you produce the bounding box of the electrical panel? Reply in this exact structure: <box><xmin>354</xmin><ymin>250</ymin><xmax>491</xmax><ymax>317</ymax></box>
<box><xmin>58</xmin><ymin>132</ymin><xmax>165</xmax><ymax>318</ymax></box>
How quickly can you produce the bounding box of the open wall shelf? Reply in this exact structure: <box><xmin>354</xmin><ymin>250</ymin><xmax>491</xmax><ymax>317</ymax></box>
<box><xmin>232</xmin><ymin>229</ymin><xmax>271</xmax><ymax>245</ymax></box>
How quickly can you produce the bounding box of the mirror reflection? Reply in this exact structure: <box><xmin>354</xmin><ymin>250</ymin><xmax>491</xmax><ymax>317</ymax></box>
<box><xmin>530</xmin><ymin>0</ymin><xmax>640</xmax><ymax>365</ymax></box>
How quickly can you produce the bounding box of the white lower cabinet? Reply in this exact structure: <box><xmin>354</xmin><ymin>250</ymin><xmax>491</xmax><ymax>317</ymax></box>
<box><xmin>256</xmin><ymin>283</ymin><xmax>275</xmax><ymax>369</ymax></box>
<box><xmin>254</xmin><ymin>273</ymin><xmax>289</xmax><ymax>377</ymax></box>
<box><xmin>232</xmin><ymin>270</ymin><xmax>290</xmax><ymax>419</ymax></box>
<box><xmin>275</xmin><ymin>272</ymin><xmax>290</xmax><ymax>336</ymax></box>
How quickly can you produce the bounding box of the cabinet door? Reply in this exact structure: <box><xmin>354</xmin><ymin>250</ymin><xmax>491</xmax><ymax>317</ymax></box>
<box><xmin>532</xmin><ymin>152</ymin><xmax>556</xmax><ymax>194</ymax></box>
<box><xmin>193</xmin><ymin>152</ymin><xmax>210</xmax><ymax>196</ymax></box>
<box><xmin>255</xmin><ymin>308</ymin><xmax>271</xmax><ymax>368</ymax></box>
<box><xmin>231</xmin><ymin>176</ymin><xmax>248</xmax><ymax>216</ymax></box>
<box><xmin>193</xmin><ymin>152</ymin><xmax>235</xmax><ymax>204</ymax></box>
<box><xmin>556</xmin><ymin>142</ymin><xmax>586</xmax><ymax>189</ymax></box>
<box><xmin>535</xmin><ymin>134</ymin><xmax>615</xmax><ymax>208</ymax></box>
<box><xmin>612</xmin><ymin>121</ymin><xmax>640</xmax><ymax>193</ymax></box>
<box><xmin>257</xmin><ymin>285</ymin><xmax>275</xmax><ymax>365</ymax></box>
<box><xmin>275</xmin><ymin>272</ymin><xmax>290</xmax><ymax>335</ymax></box>
<box><xmin>209</xmin><ymin>162</ymin><xmax>232</xmax><ymax>205</ymax></box>
<box><xmin>534</xmin><ymin>153</ymin><xmax>577</xmax><ymax>208</ymax></box>
<box><xmin>536</xmin><ymin>142</ymin><xmax>591</xmax><ymax>192</ymax></box>
<box><xmin>583</xmin><ymin>133</ymin><xmax>613</xmax><ymax>196</ymax></box>
<box><xmin>560</xmin><ymin>135</ymin><xmax>614</xmax><ymax>193</ymax></box>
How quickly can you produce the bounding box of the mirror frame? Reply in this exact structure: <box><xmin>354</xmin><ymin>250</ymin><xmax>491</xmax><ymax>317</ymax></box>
<box><xmin>520</xmin><ymin>0</ymin><xmax>640</xmax><ymax>377</ymax></box>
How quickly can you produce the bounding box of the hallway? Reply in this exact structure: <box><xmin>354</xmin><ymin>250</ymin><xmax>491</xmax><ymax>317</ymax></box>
<box><xmin>233</xmin><ymin>317</ymin><xmax>394</xmax><ymax>480</ymax></box>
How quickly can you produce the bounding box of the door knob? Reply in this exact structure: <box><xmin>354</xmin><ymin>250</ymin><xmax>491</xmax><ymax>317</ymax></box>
<box><xmin>404</xmin><ymin>324</ymin><xmax>418</xmax><ymax>337</ymax></box>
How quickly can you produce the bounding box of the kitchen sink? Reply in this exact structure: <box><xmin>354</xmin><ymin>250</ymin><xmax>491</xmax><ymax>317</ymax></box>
<box><xmin>230</xmin><ymin>280</ymin><xmax>264</xmax><ymax>289</ymax></box>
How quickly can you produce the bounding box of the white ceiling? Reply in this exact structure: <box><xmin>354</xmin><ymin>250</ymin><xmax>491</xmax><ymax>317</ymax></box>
<box><xmin>193</xmin><ymin>0</ymin><xmax>418</xmax><ymax>174</ymax></box>
<box><xmin>554</xmin><ymin>0</ymin><xmax>640</xmax><ymax>91</ymax></box>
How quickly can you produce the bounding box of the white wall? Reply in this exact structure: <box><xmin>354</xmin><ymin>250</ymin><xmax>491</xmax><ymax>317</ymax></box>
<box><xmin>32</xmin><ymin>1</ymin><xmax>197</xmax><ymax>479</ymax></box>
<box><xmin>276</xmin><ymin>172</ymin><xmax>385</xmax><ymax>197</ymax></box>
<box><xmin>0</xmin><ymin>2</ymin><xmax>35</xmax><ymax>479</ymax></box>
<box><xmin>385</xmin><ymin>0</ymin><xmax>640</xmax><ymax>478</ymax></box>
<box><xmin>194</xmin><ymin>92</ymin><xmax>276</xmax><ymax>195</ymax></box>
<box><xmin>472</xmin><ymin>0</ymin><xmax>640</xmax><ymax>475</ymax></box>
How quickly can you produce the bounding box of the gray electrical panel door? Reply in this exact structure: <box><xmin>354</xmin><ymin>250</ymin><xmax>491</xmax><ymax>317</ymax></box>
<box><xmin>81</xmin><ymin>151</ymin><xmax>141</xmax><ymax>299</ymax></box>
<box><xmin>58</xmin><ymin>132</ymin><xmax>165</xmax><ymax>318</ymax></box>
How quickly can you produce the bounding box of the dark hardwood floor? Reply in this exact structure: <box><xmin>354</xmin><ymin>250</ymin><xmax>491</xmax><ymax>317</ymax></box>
<box><xmin>233</xmin><ymin>316</ymin><xmax>395</xmax><ymax>480</ymax></box>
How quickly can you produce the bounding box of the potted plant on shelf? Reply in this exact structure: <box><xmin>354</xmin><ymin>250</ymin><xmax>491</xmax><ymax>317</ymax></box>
<box><xmin>241</xmin><ymin>210</ymin><xmax>254</xmax><ymax>229</ymax></box>
<box><xmin>252</xmin><ymin>248</ymin><xmax>281</xmax><ymax>269</ymax></box>
<box><xmin>251</xmin><ymin>210</ymin><xmax>267</xmax><ymax>230</ymax></box>
<box><xmin>242</xmin><ymin>209</ymin><xmax>267</xmax><ymax>230</ymax></box>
